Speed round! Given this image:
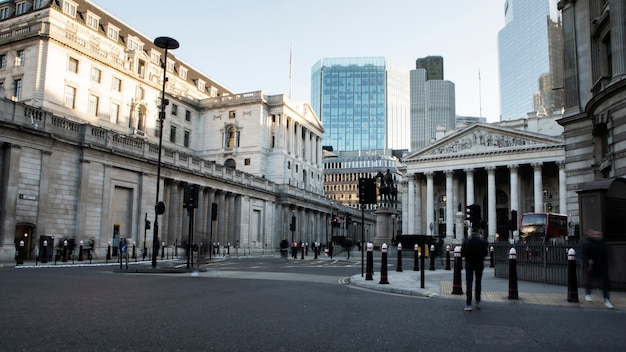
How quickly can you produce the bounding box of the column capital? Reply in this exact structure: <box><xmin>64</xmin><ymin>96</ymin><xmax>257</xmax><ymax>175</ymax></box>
<box><xmin>531</xmin><ymin>162</ymin><xmax>543</xmax><ymax>169</ymax></box>
<box><xmin>425</xmin><ymin>171</ymin><xmax>434</xmax><ymax>178</ymax></box>
<box><xmin>557</xmin><ymin>160</ymin><xmax>565</xmax><ymax>169</ymax></box>
<box><xmin>464</xmin><ymin>168</ymin><xmax>474</xmax><ymax>175</ymax></box>
<box><xmin>485</xmin><ymin>166</ymin><xmax>496</xmax><ymax>173</ymax></box>
<box><xmin>508</xmin><ymin>164</ymin><xmax>519</xmax><ymax>171</ymax></box>
<box><xmin>444</xmin><ymin>169</ymin><xmax>454</xmax><ymax>176</ymax></box>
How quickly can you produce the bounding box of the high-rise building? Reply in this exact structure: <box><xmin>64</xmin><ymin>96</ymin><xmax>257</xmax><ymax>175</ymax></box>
<box><xmin>498</xmin><ymin>0</ymin><xmax>564</xmax><ymax>121</ymax></box>
<box><xmin>310</xmin><ymin>57</ymin><xmax>410</xmax><ymax>152</ymax></box>
<box><xmin>410</xmin><ymin>56</ymin><xmax>456</xmax><ymax>151</ymax></box>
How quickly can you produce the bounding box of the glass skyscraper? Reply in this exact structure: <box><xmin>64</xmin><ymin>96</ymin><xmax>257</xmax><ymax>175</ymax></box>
<box><xmin>310</xmin><ymin>57</ymin><xmax>409</xmax><ymax>152</ymax></box>
<box><xmin>498</xmin><ymin>0</ymin><xmax>564</xmax><ymax>121</ymax></box>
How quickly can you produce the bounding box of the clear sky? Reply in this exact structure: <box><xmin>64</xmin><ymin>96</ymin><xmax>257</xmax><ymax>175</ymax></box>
<box><xmin>91</xmin><ymin>0</ymin><xmax>505</xmax><ymax>122</ymax></box>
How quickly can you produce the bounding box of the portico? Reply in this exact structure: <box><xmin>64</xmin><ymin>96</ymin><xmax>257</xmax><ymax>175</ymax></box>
<box><xmin>401</xmin><ymin>124</ymin><xmax>566</xmax><ymax>245</ymax></box>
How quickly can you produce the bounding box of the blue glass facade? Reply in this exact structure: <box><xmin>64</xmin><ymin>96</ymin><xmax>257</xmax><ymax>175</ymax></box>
<box><xmin>311</xmin><ymin>57</ymin><xmax>409</xmax><ymax>152</ymax></box>
<box><xmin>498</xmin><ymin>0</ymin><xmax>558</xmax><ymax>121</ymax></box>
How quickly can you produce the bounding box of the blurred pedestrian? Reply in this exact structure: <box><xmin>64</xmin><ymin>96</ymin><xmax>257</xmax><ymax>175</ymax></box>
<box><xmin>461</xmin><ymin>230</ymin><xmax>488</xmax><ymax>311</ymax></box>
<box><xmin>582</xmin><ymin>229</ymin><xmax>613</xmax><ymax>309</ymax></box>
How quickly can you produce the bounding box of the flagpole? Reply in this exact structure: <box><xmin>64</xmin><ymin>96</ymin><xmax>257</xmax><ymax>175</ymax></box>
<box><xmin>289</xmin><ymin>42</ymin><xmax>293</xmax><ymax>100</ymax></box>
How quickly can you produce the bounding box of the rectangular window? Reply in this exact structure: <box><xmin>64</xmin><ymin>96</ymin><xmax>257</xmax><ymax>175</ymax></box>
<box><xmin>169</xmin><ymin>126</ymin><xmax>176</xmax><ymax>143</ymax></box>
<box><xmin>185</xmin><ymin>110</ymin><xmax>191</xmax><ymax>122</ymax></box>
<box><xmin>110</xmin><ymin>102</ymin><xmax>120</xmax><ymax>124</ymax></box>
<box><xmin>68</xmin><ymin>57</ymin><xmax>78</xmax><ymax>73</ymax></box>
<box><xmin>244</xmin><ymin>158</ymin><xmax>251</xmax><ymax>166</ymax></box>
<box><xmin>166</xmin><ymin>61</ymin><xmax>174</xmax><ymax>72</ymax></box>
<box><xmin>0</xmin><ymin>7</ymin><xmax>9</xmax><ymax>20</ymax></box>
<box><xmin>34</xmin><ymin>0</ymin><xmax>45</xmax><ymax>10</ymax></box>
<box><xmin>171</xmin><ymin>104</ymin><xmax>178</xmax><ymax>116</ymax></box>
<box><xmin>15</xmin><ymin>50</ymin><xmax>24</xmax><ymax>66</ymax></box>
<box><xmin>106</xmin><ymin>25</ymin><xmax>119</xmax><ymax>42</ymax></box>
<box><xmin>229</xmin><ymin>111</ymin><xmax>236</xmax><ymax>119</ymax></box>
<box><xmin>91</xmin><ymin>67</ymin><xmax>101</xmax><ymax>83</ymax></box>
<box><xmin>0</xmin><ymin>54</ymin><xmax>6</xmax><ymax>69</ymax></box>
<box><xmin>112</xmin><ymin>77</ymin><xmax>121</xmax><ymax>92</ymax></box>
<box><xmin>64</xmin><ymin>85</ymin><xmax>76</xmax><ymax>109</ymax></box>
<box><xmin>179</xmin><ymin>67</ymin><xmax>188</xmax><ymax>80</ymax></box>
<box><xmin>150</xmin><ymin>51</ymin><xmax>160</xmax><ymax>64</ymax></box>
<box><xmin>62</xmin><ymin>0</ymin><xmax>77</xmax><ymax>18</ymax></box>
<box><xmin>88</xmin><ymin>94</ymin><xmax>99</xmax><ymax>116</ymax></box>
<box><xmin>13</xmin><ymin>78</ymin><xmax>22</xmax><ymax>101</ymax></box>
<box><xmin>86</xmin><ymin>13</ymin><xmax>99</xmax><ymax>30</ymax></box>
<box><xmin>184</xmin><ymin>130</ymin><xmax>190</xmax><ymax>147</ymax></box>
<box><xmin>16</xmin><ymin>2</ymin><xmax>27</xmax><ymax>15</ymax></box>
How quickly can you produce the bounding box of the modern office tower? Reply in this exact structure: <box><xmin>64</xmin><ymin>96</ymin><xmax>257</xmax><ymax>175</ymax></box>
<box><xmin>416</xmin><ymin>56</ymin><xmax>444</xmax><ymax>81</ymax></box>
<box><xmin>310</xmin><ymin>57</ymin><xmax>410</xmax><ymax>152</ymax></box>
<box><xmin>498</xmin><ymin>0</ymin><xmax>564</xmax><ymax>121</ymax></box>
<box><xmin>410</xmin><ymin>56</ymin><xmax>456</xmax><ymax>151</ymax></box>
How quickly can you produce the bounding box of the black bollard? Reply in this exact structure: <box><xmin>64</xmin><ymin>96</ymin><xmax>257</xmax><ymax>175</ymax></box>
<box><xmin>62</xmin><ymin>240</ymin><xmax>68</xmax><ymax>262</ymax></box>
<box><xmin>445</xmin><ymin>245</ymin><xmax>451</xmax><ymax>270</ymax></box>
<box><xmin>161</xmin><ymin>242</ymin><xmax>165</xmax><ymax>260</ymax></box>
<box><xmin>379</xmin><ymin>243</ymin><xmax>389</xmax><ymax>284</ymax></box>
<box><xmin>429</xmin><ymin>245</ymin><xmax>435</xmax><ymax>271</ymax></box>
<box><xmin>452</xmin><ymin>245</ymin><xmax>463</xmax><ymax>295</ymax></box>
<box><xmin>396</xmin><ymin>243</ymin><xmax>403</xmax><ymax>272</ymax></box>
<box><xmin>508</xmin><ymin>247</ymin><xmax>519</xmax><ymax>300</ymax></box>
<box><xmin>41</xmin><ymin>240</ymin><xmax>48</xmax><ymax>264</ymax></box>
<box><xmin>106</xmin><ymin>242</ymin><xmax>111</xmax><ymax>262</ymax></box>
<box><xmin>489</xmin><ymin>246</ymin><xmax>494</xmax><ymax>268</ymax></box>
<box><xmin>132</xmin><ymin>243</ymin><xmax>137</xmax><ymax>261</ymax></box>
<box><xmin>413</xmin><ymin>244</ymin><xmax>419</xmax><ymax>271</ymax></box>
<box><xmin>314</xmin><ymin>242</ymin><xmax>318</xmax><ymax>259</ymax></box>
<box><xmin>78</xmin><ymin>241</ymin><xmax>84</xmax><ymax>262</ymax></box>
<box><xmin>301</xmin><ymin>243</ymin><xmax>304</xmax><ymax>260</ymax></box>
<box><xmin>17</xmin><ymin>240</ymin><xmax>24</xmax><ymax>265</ymax></box>
<box><xmin>227</xmin><ymin>243</ymin><xmax>230</xmax><ymax>256</ymax></box>
<box><xmin>567</xmin><ymin>248</ymin><xmax>579</xmax><ymax>303</ymax></box>
<box><xmin>365</xmin><ymin>242</ymin><xmax>374</xmax><ymax>280</ymax></box>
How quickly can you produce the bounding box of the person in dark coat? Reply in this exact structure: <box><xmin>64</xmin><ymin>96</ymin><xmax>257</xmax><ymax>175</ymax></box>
<box><xmin>461</xmin><ymin>231</ymin><xmax>488</xmax><ymax>311</ymax></box>
<box><xmin>582</xmin><ymin>229</ymin><xmax>613</xmax><ymax>308</ymax></box>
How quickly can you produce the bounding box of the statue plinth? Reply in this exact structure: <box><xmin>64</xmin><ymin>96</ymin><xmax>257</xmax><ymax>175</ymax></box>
<box><xmin>373</xmin><ymin>206</ymin><xmax>396</xmax><ymax>249</ymax></box>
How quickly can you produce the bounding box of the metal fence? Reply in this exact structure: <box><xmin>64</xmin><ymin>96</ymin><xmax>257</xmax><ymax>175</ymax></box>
<box><xmin>493</xmin><ymin>241</ymin><xmax>580</xmax><ymax>286</ymax></box>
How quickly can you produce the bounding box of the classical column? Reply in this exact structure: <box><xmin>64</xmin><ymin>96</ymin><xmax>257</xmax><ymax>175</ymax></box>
<box><xmin>216</xmin><ymin>191</ymin><xmax>226</xmax><ymax>247</ymax></box>
<box><xmin>509</xmin><ymin>164</ymin><xmax>519</xmax><ymax>239</ymax></box>
<box><xmin>416</xmin><ymin>175</ymin><xmax>423</xmax><ymax>234</ymax></box>
<box><xmin>610</xmin><ymin>0</ymin><xmax>626</xmax><ymax>77</ymax></box>
<box><xmin>445</xmin><ymin>170</ymin><xmax>454</xmax><ymax>241</ymax></box>
<box><xmin>487</xmin><ymin>166</ymin><xmax>496</xmax><ymax>243</ymax></box>
<box><xmin>558</xmin><ymin>161</ymin><xmax>567</xmax><ymax>215</ymax></box>
<box><xmin>532</xmin><ymin>163</ymin><xmax>543</xmax><ymax>212</ymax></box>
<box><xmin>426</xmin><ymin>172</ymin><xmax>434</xmax><ymax>238</ymax></box>
<box><xmin>465</xmin><ymin>169</ymin><xmax>474</xmax><ymax>206</ymax></box>
<box><xmin>408</xmin><ymin>176</ymin><xmax>416</xmax><ymax>234</ymax></box>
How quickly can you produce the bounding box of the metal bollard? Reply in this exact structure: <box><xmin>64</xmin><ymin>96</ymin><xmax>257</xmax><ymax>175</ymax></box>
<box><xmin>42</xmin><ymin>240</ymin><xmax>48</xmax><ymax>264</ymax></box>
<box><xmin>396</xmin><ymin>243</ymin><xmax>403</xmax><ymax>272</ymax></box>
<box><xmin>490</xmin><ymin>246</ymin><xmax>494</xmax><ymax>268</ymax></box>
<box><xmin>62</xmin><ymin>240</ymin><xmax>68</xmax><ymax>262</ymax></box>
<box><xmin>413</xmin><ymin>244</ymin><xmax>420</xmax><ymax>271</ymax></box>
<box><xmin>567</xmin><ymin>248</ymin><xmax>579</xmax><ymax>303</ymax></box>
<box><xmin>132</xmin><ymin>242</ymin><xmax>137</xmax><ymax>261</ymax></box>
<box><xmin>429</xmin><ymin>245</ymin><xmax>435</xmax><ymax>271</ymax></box>
<box><xmin>452</xmin><ymin>245</ymin><xmax>463</xmax><ymax>295</ymax></box>
<box><xmin>508</xmin><ymin>247</ymin><xmax>519</xmax><ymax>299</ymax></box>
<box><xmin>17</xmin><ymin>240</ymin><xmax>24</xmax><ymax>265</ymax></box>
<box><xmin>445</xmin><ymin>245</ymin><xmax>451</xmax><ymax>270</ymax></box>
<box><xmin>379</xmin><ymin>243</ymin><xmax>389</xmax><ymax>284</ymax></box>
<box><xmin>106</xmin><ymin>241</ymin><xmax>111</xmax><ymax>262</ymax></box>
<box><xmin>161</xmin><ymin>242</ymin><xmax>165</xmax><ymax>260</ymax></box>
<box><xmin>365</xmin><ymin>242</ymin><xmax>374</xmax><ymax>280</ymax></box>
<box><xmin>78</xmin><ymin>241</ymin><xmax>84</xmax><ymax>261</ymax></box>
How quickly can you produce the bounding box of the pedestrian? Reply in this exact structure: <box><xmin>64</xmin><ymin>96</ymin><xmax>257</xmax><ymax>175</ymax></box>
<box><xmin>461</xmin><ymin>230</ymin><xmax>488</xmax><ymax>311</ymax></box>
<box><xmin>582</xmin><ymin>228</ymin><xmax>613</xmax><ymax>308</ymax></box>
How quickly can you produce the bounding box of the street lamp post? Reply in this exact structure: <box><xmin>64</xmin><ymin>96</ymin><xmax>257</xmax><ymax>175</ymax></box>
<box><xmin>152</xmin><ymin>36</ymin><xmax>179</xmax><ymax>268</ymax></box>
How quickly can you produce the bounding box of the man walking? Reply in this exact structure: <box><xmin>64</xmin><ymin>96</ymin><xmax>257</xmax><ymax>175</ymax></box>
<box><xmin>461</xmin><ymin>231</ymin><xmax>488</xmax><ymax>311</ymax></box>
<box><xmin>583</xmin><ymin>228</ymin><xmax>613</xmax><ymax>309</ymax></box>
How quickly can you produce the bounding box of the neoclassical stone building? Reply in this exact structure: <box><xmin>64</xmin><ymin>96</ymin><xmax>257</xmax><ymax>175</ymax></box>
<box><xmin>401</xmin><ymin>123</ymin><xmax>565</xmax><ymax>245</ymax></box>
<box><xmin>0</xmin><ymin>0</ymin><xmax>349</xmax><ymax>261</ymax></box>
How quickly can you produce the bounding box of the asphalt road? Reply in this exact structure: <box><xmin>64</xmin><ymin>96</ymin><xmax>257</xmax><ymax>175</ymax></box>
<box><xmin>1</xmin><ymin>256</ymin><xmax>625</xmax><ymax>352</ymax></box>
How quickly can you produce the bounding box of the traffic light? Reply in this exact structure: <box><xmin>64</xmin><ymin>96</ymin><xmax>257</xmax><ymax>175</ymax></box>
<box><xmin>145</xmin><ymin>219</ymin><xmax>151</xmax><ymax>230</ymax></box>
<box><xmin>359</xmin><ymin>178</ymin><xmax>377</xmax><ymax>204</ymax></box>
<box><xmin>290</xmin><ymin>216</ymin><xmax>296</xmax><ymax>231</ymax></box>
<box><xmin>155</xmin><ymin>201</ymin><xmax>166</xmax><ymax>215</ymax></box>
<box><xmin>183</xmin><ymin>183</ymin><xmax>199</xmax><ymax>209</ymax></box>
<box><xmin>466</xmin><ymin>204</ymin><xmax>482</xmax><ymax>229</ymax></box>
<box><xmin>346</xmin><ymin>214</ymin><xmax>352</xmax><ymax>226</ymax></box>
<box><xmin>332</xmin><ymin>216</ymin><xmax>339</xmax><ymax>227</ymax></box>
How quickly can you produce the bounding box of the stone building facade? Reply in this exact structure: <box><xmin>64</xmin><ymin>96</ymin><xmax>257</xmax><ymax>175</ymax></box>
<box><xmin>0</xmin><ymin>0</ymin><xmax>351</xmax><ymax>261</ymax></box>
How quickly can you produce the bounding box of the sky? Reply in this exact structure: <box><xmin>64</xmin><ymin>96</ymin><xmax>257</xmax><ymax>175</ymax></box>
<box><xmin>91</xmin><ymin>0</ymin><xmax>506</xmax><ymax>122</ymax></box>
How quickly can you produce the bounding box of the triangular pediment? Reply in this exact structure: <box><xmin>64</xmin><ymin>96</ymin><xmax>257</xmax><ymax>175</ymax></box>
<box><xmin>404</xmin><ymin>123</ymin><xmax>563</xmax><ymax>162</ymax></box>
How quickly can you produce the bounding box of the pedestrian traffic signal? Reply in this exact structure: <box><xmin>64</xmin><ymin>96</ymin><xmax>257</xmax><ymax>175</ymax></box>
<box><xmin>145</xmin><ymin>219</ymin><xmax>151</xmax><ymax>230</ymax></box>
<box><xmin>359</xmin><ymin>178</ymin><xmax>377</xmax><ymax>204</ymax></box>
<box><xmin>466</xmin><ymin>204</ymin><xmax>481</xmax><ymax>229</ymax></box>
<box><xmin>346</xmin><ymin>214</ymin><xmax>352</xmax><ymax>226</ymax></box>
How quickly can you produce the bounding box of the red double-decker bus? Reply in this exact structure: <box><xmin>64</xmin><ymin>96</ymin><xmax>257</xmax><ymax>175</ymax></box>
<box><xmin>519</xmin><ymin>212</ymin><xmax>568</xmax><ymax>243</ymax></box>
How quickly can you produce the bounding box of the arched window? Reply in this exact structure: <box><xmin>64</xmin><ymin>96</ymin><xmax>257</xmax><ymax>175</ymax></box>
<box><xmin>224</xmin><ymin>125</ymin><xmax>239</xmax><ymax>149</ymax></box>
<box><xmin>224</xmin><ymin>158</ymin><xmax>236</xmax><ymax>169</ymax></box>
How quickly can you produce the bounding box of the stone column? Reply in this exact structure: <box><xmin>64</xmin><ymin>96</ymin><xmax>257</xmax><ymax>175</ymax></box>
<box><xmin>533</xmin><ymin>163</ymin><xmax>543</xmax><ymax>212</ymax></box>
<box><xmin>416</xmin><ymin>175</ymin><xmax>423</xmax><ymax>234</ymax></box>
<box><xmin>509</xmin><ymin>164</ymin><xmax>519</xmax><ymax>239</ymax></box>
<box><xmin>408</xmin><ymin>176</ymin><xmax>416</xmax><ymax>234</ymax></box>
<box><xmin>465</xmin><ymin>168</ymin><xmax>474</xmax><ymax>237</ymax></box>
<box><xmin>445</xmin><ymin>170</ymin><xmax>454</xmax><ymax>241</ymax></box>
<box><xmin>487</xmin><ymin>166</ymin><xmax>496</xmax><ymax>242</ymax></box>
<box><xmin>426</xmin><ymin>172</ymin><xmax>434</xmax><ymax>238</ymax></box>
<box><xmin>610</xmin><ymin>0</ymin><xmax>626</xmax><ymax>78</ymax></box>
<box><xmin>558</xmin><ymin>161</ymin><xmax>567</xmax><ymax>215</ymax></box>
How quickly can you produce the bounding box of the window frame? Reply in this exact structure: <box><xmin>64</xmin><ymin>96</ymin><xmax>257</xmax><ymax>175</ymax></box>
<box><xmin>88</xmin><ymin>94</ymin><xmax>100</xmax><ymax>117</ymax></box>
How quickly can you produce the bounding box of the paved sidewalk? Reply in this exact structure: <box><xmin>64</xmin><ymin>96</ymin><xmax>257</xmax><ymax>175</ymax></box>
<box><xmin>349</xmin><ymin>266</ymin><xmax>626</xmax><ymax>310</ymax></box>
